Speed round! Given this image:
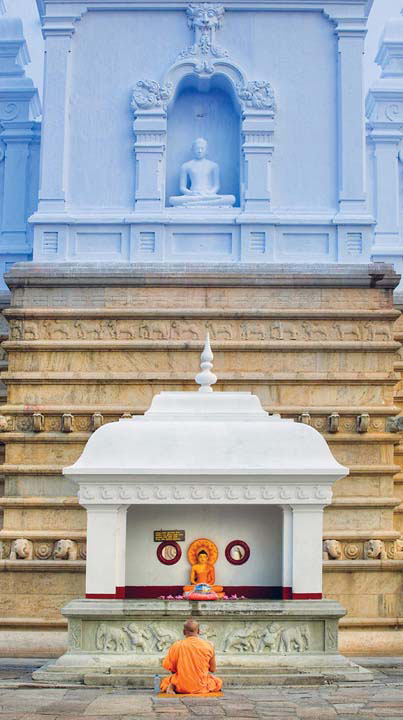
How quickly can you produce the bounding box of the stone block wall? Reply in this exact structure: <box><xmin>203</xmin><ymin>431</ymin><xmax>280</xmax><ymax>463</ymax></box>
<box><xmin>0</xmin><ymin>262</ymin><xmax>402</xmax><ymax>655</ymax></box>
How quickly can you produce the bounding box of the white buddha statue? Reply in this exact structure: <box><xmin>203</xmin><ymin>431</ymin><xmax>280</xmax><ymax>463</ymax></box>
<box><xmin>170</xmin><ymin>137</ymin><xmax>235</xmax><ymax>208</ymax></box>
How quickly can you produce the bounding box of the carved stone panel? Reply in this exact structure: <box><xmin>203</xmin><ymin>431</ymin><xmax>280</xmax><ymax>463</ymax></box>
<box><xmin>82</xmin><ymin>618</ymin><xmax>321</xmax><ymax>655</ymax></box>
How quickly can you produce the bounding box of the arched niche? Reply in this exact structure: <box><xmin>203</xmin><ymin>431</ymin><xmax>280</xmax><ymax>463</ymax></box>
<box><xmin>165</xmin><ymin>73</ymin><xmax>241</xmax><ymax>208</ymax></box>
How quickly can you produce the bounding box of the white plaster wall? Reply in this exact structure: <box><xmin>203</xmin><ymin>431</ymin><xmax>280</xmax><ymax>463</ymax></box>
<box><xmin>68</xmin><ymin>9</ymin><xmax>337</xmax><ymax>211</ymax></box>
<box><xmin>125</xmin><ymin>504</ymin><xmax>282</xmax><ymax>587</ymax></box>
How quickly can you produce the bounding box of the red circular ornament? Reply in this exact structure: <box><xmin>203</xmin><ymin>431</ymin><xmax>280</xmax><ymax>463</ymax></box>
<box><xmin>225</xmin><ymin>540</ymin><xmax>250</xmax><ymax>565</ymax></box>
<box><xmin>156</xmin><ymin>541</ymin><xmax>182</xmax><ymax>566</ymax></box>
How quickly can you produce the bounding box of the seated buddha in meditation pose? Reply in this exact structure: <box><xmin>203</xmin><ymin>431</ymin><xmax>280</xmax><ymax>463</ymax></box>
<box><xmin>183</xmin><ymin>547</ymin><xmax>224</xmax><ymax>598</ymax></box>
<box><xmin>169</xmin><ymin>137</ymin><xmax>235</xmax><ymax>208</ymax></box>
<box><xmin>160</xmin><ymin>619</ymin><xmax>222</xmax><ymax>695</ymax></box>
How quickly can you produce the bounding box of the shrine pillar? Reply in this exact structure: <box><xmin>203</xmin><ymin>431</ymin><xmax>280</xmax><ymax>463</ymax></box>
<box><xmin>291</xmin><ymin>505</ymin><xmax>324</xmax><ymax>599</ymax></box>
<box><xmin>83</xmin><ymin>504</ymin><xmax>127</xmax><ymax>598</ymax></box>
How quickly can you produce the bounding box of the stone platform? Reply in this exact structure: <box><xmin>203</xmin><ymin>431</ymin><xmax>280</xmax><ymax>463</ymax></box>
<box><xmin>1</xmin><ymin>262</ymin><xmax>402</xmax><ymax>656</ymax></box>
<box><xmin>32</xmin><ymin>599</ymin><xmax>372</xmax><ymax>686</ymax></box>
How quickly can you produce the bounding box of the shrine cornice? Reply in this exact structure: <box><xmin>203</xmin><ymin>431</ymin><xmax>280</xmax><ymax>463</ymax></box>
<box><xmin>36</xmin><ymin>0</ymin><xmax>372</xmax><ymax>22</ymax></box>
<box><xmin>74</xmin><ymin>478</ymin><xmax>335</xmax><ymax>506</ymax></box>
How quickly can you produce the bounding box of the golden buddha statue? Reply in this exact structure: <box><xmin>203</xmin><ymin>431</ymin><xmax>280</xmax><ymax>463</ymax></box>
<box><xmin>183</xmin><ymin>539</ymin><xmax>224</xmax><ymax>598</ymax></box>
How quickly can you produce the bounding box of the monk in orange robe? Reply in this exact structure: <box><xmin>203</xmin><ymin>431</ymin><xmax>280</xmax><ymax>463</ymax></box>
<box><xmin>160</xmin><ymin>619</ymin><xmax>223</xmax><ymax>694</ymax></box>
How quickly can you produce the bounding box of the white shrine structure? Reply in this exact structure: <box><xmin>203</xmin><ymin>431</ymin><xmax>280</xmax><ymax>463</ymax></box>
<box><xmin>34</xmin><ymin>340</ymin><xmax>372</xmax><ymax>685</ymax></box>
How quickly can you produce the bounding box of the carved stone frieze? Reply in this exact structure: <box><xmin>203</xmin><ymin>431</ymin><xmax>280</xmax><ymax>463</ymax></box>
<box><xmin>79</xmin><ymin>483</ymin><xmax>333</xmax><ymax>505</ymax></box>
<box><xmin>10</xmin><ymin>318</ymin><xmax>394</xmax><ymax>343</ymax></box>
<box><xmin>221</xmin><ymin>622</ymin><xmax>310</xmax><ymax>654</ymax></box>
<box><xmin>91</xmin><ymin>620</ymin><xmax>312</xmax><ymax>654</ymax></box>
<box><xmin>0</xmin><ymin>539</ymin><xmax>85</xmax><ymax>561</ymax></box>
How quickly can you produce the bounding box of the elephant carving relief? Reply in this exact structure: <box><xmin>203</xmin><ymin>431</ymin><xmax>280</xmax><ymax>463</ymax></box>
<box><xmin>95</xmin><ymin>623</ymin><xmax>130</xmax><ymax>652</ymax></box>
<box><xmin>240</xmin><ymin>322</ymin><xmax>265</xmax><ymax>341</ymax></box>
<box><xmin>75</xmin><ymin>320</ymin><xmax>103</xmax><ymax>340</ymax></box>
<box><xmin>270</xmin><ymin>321</ymin><xmax>298</xmax><ymax>341</ymax></box>
<box><xmin>301</xmin><ymin>321</ymin><xmax>328</xmax><ymax>340</ymax></box>
<box><xmin>223</xmin><ymin>624</ymin><xmax>260</xmax><ymax>653</ymax></box>
<box><xmin>365</xmin><ymin>539</ymin><xmax>387</xmax><ymax>560</ymax></box>
<box><xmin>205</xmin><ymin>320</ymin><xmax>232</xmax><ymax>340</ymax></box>
<box><xmin>222</xmin><ymin>623</ymin><xmax>311</xmax><ymax>654</ymax></box>
<box><xmin>364</xmin><ymin>322</ymin><xmax>391</xmax><ymax>341</ymax></box>
<box><xmin>278</xmin><ymin>624</ymin><xmax>310</xmax><ymax>653</ymax></box>
<box><xmin>323</xmin><ymin>540</ymin><xmax>342</xmax><ymax>560</ymax></box>
<box><xmin>43</xmin><ymin>320</ymin><xmax>70</xmax><ymax>339</ymax></box>
<box><xmin>9</xmin><ymin>316</ymin><xmax>393</xmax><ymax>344</ymax></box>
<box><xmin>148</xmin><ymin>625</ymin><xmax>178</xmax><ymax>652</ymax></box>
<box><xmin>123</xmin><ymin>623</ymin><xmax>151</xmax><ymax>652</ymax></box>
<box><xmin>333</xmin><ymin>323</ymin><xmax>361</xmax><ymax>341</ymax></box>
<box><xmin>53</xmin><ymin>539</ymin><xmax>78</xmax><ymax>561</ymax></box>
<box><xmin>10</xmin><ymin>538</ymin><xmax>33</xmax><ymax>560</ymax></box>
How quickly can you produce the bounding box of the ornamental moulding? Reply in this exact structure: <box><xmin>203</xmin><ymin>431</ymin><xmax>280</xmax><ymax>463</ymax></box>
<box><xmin>79</xmin><ymin>483</ymin><xmax>333</xmax><ymax>505</ymax></box>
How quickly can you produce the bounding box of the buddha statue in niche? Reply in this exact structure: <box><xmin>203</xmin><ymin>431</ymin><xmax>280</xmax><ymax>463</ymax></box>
<box><xmin>183</xmin><ymin>539</ymin><xmax>224</xmax><ymax>599</ymax></box>
<box><xmin>170</xmin><ymin>137</ymin><xmax>235</xmax><ymax>208</ymax></box>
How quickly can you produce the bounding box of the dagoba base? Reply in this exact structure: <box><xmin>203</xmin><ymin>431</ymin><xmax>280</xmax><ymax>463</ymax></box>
<box><xmin>33</xmin><ymin>598</ymin><xmax>373</xmax><ymax>686</ymax></box>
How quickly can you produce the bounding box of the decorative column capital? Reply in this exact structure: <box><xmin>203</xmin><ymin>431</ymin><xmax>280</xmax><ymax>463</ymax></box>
<box><xmin>131</xmin><ymin>80</ymin><xmax>173</xmax><ymax>114</ymax></box>
<box><xmin>328</xmin><ymin>16</ymin><xmax>367</xmax><ymax>40</ymax></box>
<box><xmin>41</xmin><ymin>9</ymin><xmax>87</xmax><ymax>38</ymax></box>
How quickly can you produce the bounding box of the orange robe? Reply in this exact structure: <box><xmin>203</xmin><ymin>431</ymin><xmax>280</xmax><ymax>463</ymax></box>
<box><xmin>160</xmin><ymin>635</ymin><xmax>223</xmax><ymax>694</ymax></box>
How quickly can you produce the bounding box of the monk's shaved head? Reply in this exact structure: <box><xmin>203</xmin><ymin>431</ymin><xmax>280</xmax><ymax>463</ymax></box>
<box><xmin>183</xmin><ymin>619</ymin><xmax>199</xmax><ymax>636</ymax></box>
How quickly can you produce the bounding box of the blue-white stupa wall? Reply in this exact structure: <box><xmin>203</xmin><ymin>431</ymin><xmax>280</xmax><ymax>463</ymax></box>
<box><xmin>0</xmin><ymin>10</ymin><xmax>40</xmax><ymax>292</ymax></box>
<box><xmin>4</xmin><ymin>1</ymin><xmax>403</xmax><ymax>286</ymax></box>
<box><xmin>26</xmin><ymin>0</ymin><xmax>372</xmax><ymax>267</ymax></box>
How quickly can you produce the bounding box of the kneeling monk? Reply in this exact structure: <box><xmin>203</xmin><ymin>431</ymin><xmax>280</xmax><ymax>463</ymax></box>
<box><xmin>160</xmin><ymin>619</ymin><xmax>223</xmax><ymax>694</ymax></box>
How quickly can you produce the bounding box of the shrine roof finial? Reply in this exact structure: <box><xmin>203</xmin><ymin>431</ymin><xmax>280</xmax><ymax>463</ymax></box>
<box><xmin>195</xmin><ymin>333</ymin><xmax>217</xmax><ymax>393</ymax></box>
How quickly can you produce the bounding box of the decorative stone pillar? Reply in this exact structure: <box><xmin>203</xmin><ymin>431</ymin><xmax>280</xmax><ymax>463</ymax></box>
<box><xmin>366</xmin><ymin>11</ymin><xmax>403</xmax><ymax>266</ymax></box>
<box><xmin>291</xmin><ymin>505</ymin><xmax>324</xmax><ymax>599</ymax></box>
<box><xmin>1</xmin><ymin>122</ymin><xmax>37</xmax><ymax>252</ymax></box>
<box><xmin>83</xmin><ymin>504</ymin><xmax>127</xmax><ymax>598</ymax></box>
<box><xmin>37</xmin><ymin>14</ymin><xmax>83</xmax><ymax>214</ymax></box>
<box><xmin>334</xmin><ymin>20</ymin><xmax>367</xmax><ymax>219</ymax></box>
<box><xmin>371</xmin><ymin>131</ymin><xmax>401</xmax><ymax>248</ymax></box>
<box><xmin>131</xmin><ymin>82</ymin><xmax>171</xmax><ymax>213</ymax></box>
<box><xmin>0</xmin><ymin>16</ymin><xmax>40</xmax><ymax>287</ymax></box>
<box><xmin>238</xmin><ymin>84</ymin><xmax>275</xmax><ymax>214</ymax></box>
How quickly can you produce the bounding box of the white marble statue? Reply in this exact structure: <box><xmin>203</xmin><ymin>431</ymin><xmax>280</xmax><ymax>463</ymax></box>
<box><xmin>170</xmin><ymin>137</ymin><xmax>235</xmax><ymax>207</ymax></box>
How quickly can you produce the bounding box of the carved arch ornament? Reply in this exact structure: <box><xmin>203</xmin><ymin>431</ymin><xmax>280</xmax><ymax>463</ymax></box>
<box><xmin>131</xmin><ymin>4</ymin><xmax>276</xmax><ymax>114</ymax></box>
<box><xmin>131</xmin><ymin>4</ymin><xmax>276</xmax><ymax>212</ymax></box>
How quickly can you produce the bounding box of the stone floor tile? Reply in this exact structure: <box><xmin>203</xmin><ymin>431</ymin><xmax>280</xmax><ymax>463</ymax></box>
<box><xmin>297</xmin><ymin>706</ymin><xmax>337</xmax><ymax>719</ymax></box>
<box><xmin>333</xmin><ymin>704</ymin><xmax>364</xmax><ymax>714</ymax></box>
<box><xmin>186</xmin><ymin>706</ymin><xmax>224</xmax><ymax>715</ymax></box>
<box><xmin>37</xmin><ymin>702</ymin><xmax>90</xmax><ymax>714</ymax></box>
<box><xmin>84</xmin><ymin>695</ymin><xmax>153</xmax><ymax>716</ymax></box>
<box><xmin>19</xmin><ymin>716</ymin><xmax>59</xmax><ymax>720</ymax></box>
